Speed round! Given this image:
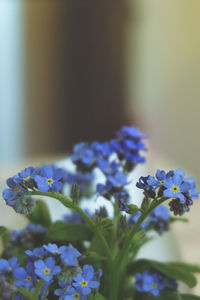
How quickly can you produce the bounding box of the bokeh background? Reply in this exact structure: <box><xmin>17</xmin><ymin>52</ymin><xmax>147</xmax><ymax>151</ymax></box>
<box><xmin>0</xmin><ymin>0</ymin><xmax>200</xmax><ymax>293</ymax></box>
<box><xmin>1</xmin><ymin>0</ymin><xmax>200</xmax><ymax>177</ymax></box>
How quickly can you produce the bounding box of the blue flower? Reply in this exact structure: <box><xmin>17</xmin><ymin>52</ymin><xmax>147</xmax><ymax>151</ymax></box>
<box><xmin>43</xmin><ymin>243</ymin><xmax>67</xmax><ymax>255</ymax></box>
<box><xmin>149</xmin><ymin>205</ymin><xmax>170</xmax><ymax>234</ymax></box>
<box><xmin>91</xmin><ymin>141</ymin><xmax>112</xmax><ymax>159</ymax></box>
<box><xmin>14</xmin><ymin>262</ymin><xmax>36</xmax><ymax>290</ymax></box>
<box><xmin>2</xmin><ymin>177</ymin><xmax>23</xmax><ymax>206</ymax></box>
<box><xmin>97</xmin><ymin>159</ymin><xmax>121</xmax><ymax>176</ymax></box>
<box><xmin>55</xmin><ymin>283</ymin><xmax>86</xmax><ymax>300</ymax></box>
<box><xmin>34</xmin><ymin>165</ymin><xmax>64</xmax><ymax>192</ymax></box>
<box><xmin>71</xmin><ymin>143</ymin><xmax>96</xmax><ymax>172</ymax></box>
<box><xmin>0</xmin><ymin>257</ymin><xmax>19</xmax><ymax>275</ymax></box>
<box><xmin>25</xmin><ymin>247</ymin><xmax>47</xmax><ymax>259</ymax></box>
<box><xmin>163</xmin><ymin>174</ymin><xmax>190</xmax><ymax>203</ymax></box>
<box><xmin>184</xmin><ymin>177</ymin><xmax>199</xmax><ymax>199</ymax></box>
<box><xmin>34</xmin><ymin>257</ymin><xmax>61</xmax><ymax>281</ymax></box>
<box><xmin>60</xmin><ymin>244</ymin><xmax>81</xmax><ymax>267</ymax></box>
<box><xmin>110</xmin><ymin>126</ymin><xmax>147</xmax><ymax>169</ymax></box>
<box><xmin>16</xmin><ymin>167</ymin><xmax>38</xmax><ymax>188</ymax></box>
<box><xmin>73</xmin><ymin>265</ymin><xmax>100</xmax><ymax>295</ymax></box>
<box><xmin>106</xmin><ymin>172</ymin><xmax>128</xmax><ymax>191</ymax></box>
<box><xmin>136</xmin><ymin>176</ymin><xmax>156</xmax><ymax>198</ymax></box>
<box><xmin>134</xmin><ymin>271</ymin><xmax>166</xmax><ymax>297</ymax></box>
<box><xmin>129</xmin><ymin>212</ymin><xmax>151</xmax><ymax>229</ymax></box>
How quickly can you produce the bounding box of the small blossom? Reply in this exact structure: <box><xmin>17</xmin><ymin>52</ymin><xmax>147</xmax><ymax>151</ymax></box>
<box><xmin>0</xmin><ymin>257</ymin><xmax>19</xmax><ymax>275</ymax></box>
<box><xmin>134</xmin><ymin>270</ymin><xmax>176</xmax><ymax>297</ymax></box>
<box><xmin>34</xmin><ymin>257</ymin><xmax>61</xmax><ymax>282</ymax></box>
<box><xmin>34</xmin><ymin>165</ymin><xmax>64</xmax><ymax>192</ymax></box>
<box><xmin>60</xmin><ymin>244</ymin><xmax>81</xmax><ymax>267</ymax></box>
<box><xmin>14</xmin><ymin>262</ymin><xmax>35</xmax><ymax>290</ymax></box>
<box><xmin>73</xmin><ymin>265</ymin><xmax>100</xmax><ymax>295</ymax></box>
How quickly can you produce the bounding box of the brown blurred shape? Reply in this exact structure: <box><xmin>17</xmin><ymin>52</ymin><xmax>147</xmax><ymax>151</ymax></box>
<box><xmin>24</xmin><ymin>0</ymin><xmax>131</xmax><ymax>155</ymax></box>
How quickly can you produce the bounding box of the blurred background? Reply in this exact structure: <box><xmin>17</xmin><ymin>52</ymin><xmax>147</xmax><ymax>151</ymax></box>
<box><xmin>0</xmin><ymin>0</ymin><xmax>200</xmax><ymax>292</ymax></box>
<box><xmin>0</xmin><ymin>0</ymin><xmax>200</xmax><ymax>177</ymax></box>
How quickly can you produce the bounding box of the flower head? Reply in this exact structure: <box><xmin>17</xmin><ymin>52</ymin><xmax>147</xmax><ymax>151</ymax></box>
<box><xmin>134</xmin><ymin>270</ymin><xmax>177</xmax><ymax>297</ymax></box>
<box><xmin>0</xmin><ymin>257</ymin><xmax>19</xmax><ymax>275</ymax></box>
<box><xmin>34</xmin><ymin>257</ymin><xmax>61</xmax><ymax>281</ymax></box>
<box><xmin>34</xmin><ymin>165</ymin><xmax>64</xmax><ymax>192</ymax></box>
<box><xmin>14</xmin><ymin>262</ymin><xmax>36</xmax><ymax>290</ymax></box>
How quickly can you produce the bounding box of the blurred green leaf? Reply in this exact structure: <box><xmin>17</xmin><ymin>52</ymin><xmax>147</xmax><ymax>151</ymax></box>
<box><xmin>0</xmin><ymin>226</ymin><xmax>6</xmax><ymax>236</ymax></box>
<box><xmin>168</xmin><ymin>262</ymin><xmax>200</xmax><ymax>273</ymax></box>
<box><xmin>181</xmin><ymin>294</ymin><xmax>200</xmax><ymax>299</ymax></box>
<box><xmin>27</xmin><ymin>200</ymin><xmax>51</xmax><ymax>227</ymax></box>
<box><xmin>46</xmin><ymin>221</ymin><xmax>93</xmax><ymax>242</ymax></box>
<box><xmin>135</xmin><ymin>291</ymin><xmax>181</xmax><ymax>300</ymax></box>
<box><xmin>128</xmin><ymin>259</ymin><xmax>197</xmax><ymax>288</ymax></box>
<box><xmin>170</xmin><ymin>217</ymin><xmax>188</xmax><ymax>223</ymax></box>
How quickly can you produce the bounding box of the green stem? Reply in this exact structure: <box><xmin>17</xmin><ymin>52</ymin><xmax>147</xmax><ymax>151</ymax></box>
<box><xmin>17</xmin><ymin>287</ymin><xmax>38</xmax><ymax>300</ymax></box>
<box><xmin>116</xmin><ymin>198</ymin><xmax>166</xmax><ymax>269</ymax></box>
<box><xmin>31</xmin><ymin>191</ymin><xmax>113</xmax><ymax>262</ymax></box>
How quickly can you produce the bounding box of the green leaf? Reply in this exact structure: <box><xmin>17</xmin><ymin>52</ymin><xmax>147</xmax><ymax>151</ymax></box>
<box><xmin>46</xmin><ymin>221</ymin><xmax>93</xmax><ymax>242</ymax></box>
<box><xmin>170</xmin><ymin>217</ymin><xmax>188</xmax><ymax>223</ymax></box>
<box><xmin>135</xmin><ymin>291</ymin><xmax>181</xmax><ymax>300</ymax></box>
<box><xmin>128</xmin><ymin>259</ymin><xmax>197</xmax><ymax>288</ymax></box>
<box><xmin>27</xmin><ymin>200</ymin><xmax>51</xmax><ymax>227</ymax></box>
<box><xmin>0</xmin><ymin>226</ymin><xmax>6</xmax><ymax>236</ymax></box>
<box><xmin>94</xmin><ymin>293</ymin><xmax>107</xmax><ymax>300</ymax></box>
<box><xmin>168</xmin><ymin>262</ymin><xmax>200</xmax><ymax>273</ymax></box>
<box><xmin>181</xmin><ymin>294</ymin><xmax>200</xmax><ymax>300</ymax></box>
<box><xmin>127</xmin><ymin>204</ymin><xmax>139</xmax><ymax>215</ymax></box>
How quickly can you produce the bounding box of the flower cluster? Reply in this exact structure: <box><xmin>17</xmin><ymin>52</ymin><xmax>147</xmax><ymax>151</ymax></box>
<box><xmin>0</xmin><ymin>243</ymin><xmax>102</xmax><ymax>299</ymax></box>
<box><xmin>3</xmin><ymin>223</ymin><xmax>46</xmax><ymax>259</ymax></box>
<box><xmin>2</xmin><ymin>166</ymin><xmax>65</xmax><ymax>215</ymax></box>
<box><xmin>129</xmin><ymin>205</ymin><xmax>170</xmax><ymax>234</ymax></box>
<box><xmin>110</xmin><ymin>126</ymin><xmax>147</xmax><ymax>170</ymax></box>
<box><xmin>134</xmin><ymin>270</ymin><xmax>177</xmax><ymax>297</ymax></box>
<box><xmin>97</xmin><ymin>171</ymin><xmax>130</xmax><ymax>212</ymax></box>
<box><xmin>136</xmin><ymin>169</ymin><xmax>199</xmax><ymax>215</ymax></box>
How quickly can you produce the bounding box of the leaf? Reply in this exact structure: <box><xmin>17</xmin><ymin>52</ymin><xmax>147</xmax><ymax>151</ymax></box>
<box><xmin>0</xmin><ymin>226</ymin><xmax>6</xmax><ymax>236</ymax></box>
<box><xmin>46</xmin><ymin>221</ymin><xmax>93</xmax><ymax>242</ymax></box>
<box><xmin>128</xmin><ymin>259</ymin><xmax>197</xmax><ymax>288</ymax></box>
<box><xmin>134</xmin><ymin>291</ymin><xmax>181</xmax><ymax>300</ymax></box>
<box><xmin>27</xmin><ymin>200</ymin><xmax>51</xmax><ymax>227</ymax></box>
<box><xmin>170</xmin><ymin>217</ymin><xmax>188</xmax><ymax>223</ymax></box>
<box><xmin>94</xmin><ymin>293</ymin><xmax>107</xmax><ymax>300</ymax></box>
<box><xmin>181</xmin><ymin>294</ymin><xmax>200</xmax><ymax>300</ymax></box>
<box><xmin>168</xmin><ymin>262</ymin><xmax>200</xmax><ymax>273</ymax></box>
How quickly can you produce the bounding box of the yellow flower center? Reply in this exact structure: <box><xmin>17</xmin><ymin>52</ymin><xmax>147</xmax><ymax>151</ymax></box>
<box><xmin>152</xmin><ymin>283</ymin><xmax>157</xmax><ymax>289</ymax></box>
<box><xmin>8</xmin><ymin>267</ymin><xmax>12</xmax><ymax>271</ymax></box>
<box><xmin>26</xmin><ymin>276</ymin><xmax>32</xmax><ymax>282</ymax></box>
<box><xmin>46</xmin><ymin>178</ymin><xmax>54</xmax><ymax>185</ymax></box>
<box><xmin>53</xmin><ymin>250</ymin><xmax>58</xmax><ymax>254</ymax></box>
<box><xmin>73</xmin><ymin>293</ymin><xmax>80</xmax><ymax>299</ymax></box>
<box><xmin>81</xmin><ymin>280</ymin><xmax>88</xmax><ymax>287</ymax></box>
<box><xmin>43</xmin><ymin>268</ymin><xmax>51</xmax><ymax>275</ymax></box>
<box><xmin>160</xmin><ymin>180</ymin><xmax>164</xmax><ymax>185</ymax></box>
<box><xmin>13</xmin><ymin>186</ymin><xmax>19</xmax><ymax>192</ymax></box>
<box><xmin>145</xmin><ymin>216</ymin><xmax>149</xmax><ymax>222</ymax></box>
<box><xmin>24</xmin><ymin>176</ymin><xmax>30</xmax><ymax>181</ymax></box>
<box><xmin>172</xmin><ymin>185</ymin><xmax>179</xmax><ymax>193</ymax></box>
